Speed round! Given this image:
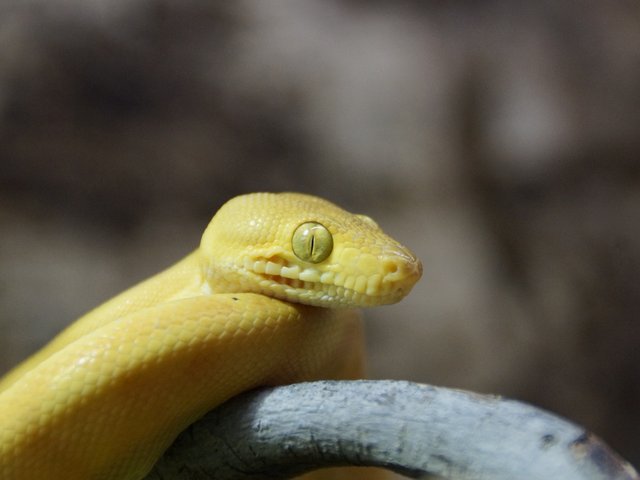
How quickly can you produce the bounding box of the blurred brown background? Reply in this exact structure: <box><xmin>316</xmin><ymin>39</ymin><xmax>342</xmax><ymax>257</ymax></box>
<box><xmin>1</xmin><ymin>0</ymin><xmax>639</xmax><ymax>468</ymax></box>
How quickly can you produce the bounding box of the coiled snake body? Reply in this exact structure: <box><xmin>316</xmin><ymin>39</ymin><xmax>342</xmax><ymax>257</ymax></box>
<box><xmin>0</xmin><ymin>193</ymin><xmax>422</xmax><ymax>479</ymax></box>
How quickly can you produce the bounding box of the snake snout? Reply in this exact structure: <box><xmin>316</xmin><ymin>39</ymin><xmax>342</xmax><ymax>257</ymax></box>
<box><xmin>382</xmin><ymin>249</ymin><xmax>422</xmax><ymax>303</ymax></box>
<box><xmin>381</xmin><ymin>249</ymin><xmax>423</xmax><ymax>291</ymax></box>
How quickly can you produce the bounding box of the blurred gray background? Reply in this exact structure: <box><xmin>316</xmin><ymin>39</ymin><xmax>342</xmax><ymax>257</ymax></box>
<box><xmin>1</xmin><ymin>0</ymin><xmax>639</xmax><ymax>467</ymax></box>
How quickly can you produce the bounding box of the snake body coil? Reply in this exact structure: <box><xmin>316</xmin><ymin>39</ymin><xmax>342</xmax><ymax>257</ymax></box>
<box><xmin>0</xmin><ymin>192</ymin><xmax>422</xmax><ymax>480</ymax></box>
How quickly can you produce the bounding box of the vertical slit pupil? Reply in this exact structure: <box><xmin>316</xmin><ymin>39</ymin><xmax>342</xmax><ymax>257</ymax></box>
<box><xmin>310</xmin><ymin>233</ymin><xmax>315</xmax><ymax>255</ymax></box>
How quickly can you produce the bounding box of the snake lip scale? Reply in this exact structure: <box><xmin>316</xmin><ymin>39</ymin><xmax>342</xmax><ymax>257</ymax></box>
<box><xmin>0</xmin><ymin>192</ymin><xmax>422</xmax><ymax>480</ymax></box>
<box><xmin>246</xmin><ymin>257</ymin><xmax>421</xmax><ymax>307</ymax></box>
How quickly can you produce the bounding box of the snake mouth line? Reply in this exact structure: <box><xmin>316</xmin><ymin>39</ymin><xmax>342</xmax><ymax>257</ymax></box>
<box><xmin>260</xmin><ymin>273</ymin><xmax>369</xmax><ymax>306</ymax></box>
<box><xmin>244</xmin><ymin>256</ymin><xmax>414</xmax><ymax>307</ymax></box>
<box><xmin>262</xmin><ymin>273</ymin><xmax>306</xmax><ymax>289</ymax></box>
<box><xmin>257</xmin><ymin>271</ymin><xmax>404</xmax><ymax>307</ymax></box>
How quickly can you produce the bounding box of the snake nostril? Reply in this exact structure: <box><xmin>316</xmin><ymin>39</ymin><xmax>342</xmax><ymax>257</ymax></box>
<box><xmin>383</xmin><ymin>261</ymin><xmax>399</xmax><ymax>275</ymax></box>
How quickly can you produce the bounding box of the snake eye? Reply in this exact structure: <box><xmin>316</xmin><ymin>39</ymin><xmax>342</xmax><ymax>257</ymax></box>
<box><xmin>292</xmin><ymin>222</ymin><xmax>333</xmax><ymax>263</ymax></box>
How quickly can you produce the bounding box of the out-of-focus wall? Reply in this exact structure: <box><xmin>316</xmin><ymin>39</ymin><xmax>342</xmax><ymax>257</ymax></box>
<box><xmin>1</xmin><ymin>0</ymin><xmax>639</xmax><ymax>466</ymax></box>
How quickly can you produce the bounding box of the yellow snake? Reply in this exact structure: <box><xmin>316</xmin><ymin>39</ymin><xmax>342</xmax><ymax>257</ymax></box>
<box><xmin>0</xmin><ymin>192</ymin><xmax>422</xmax><ymax>480</ymax></box>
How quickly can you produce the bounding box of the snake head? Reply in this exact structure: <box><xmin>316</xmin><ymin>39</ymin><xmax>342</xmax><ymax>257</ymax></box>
<box><xmin>200</xmin><ymin>192</ymin><xmax>422</xmax><ymax>308</ymax></box>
